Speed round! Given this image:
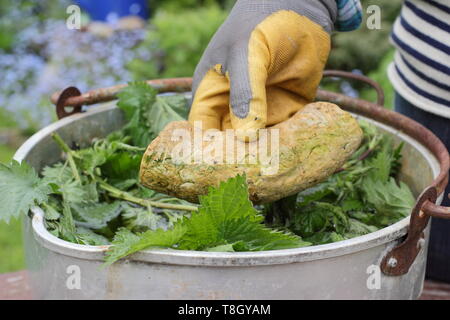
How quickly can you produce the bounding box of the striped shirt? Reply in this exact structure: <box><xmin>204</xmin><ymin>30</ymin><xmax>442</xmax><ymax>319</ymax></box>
<box><xmin>335</xmin><ymin>0</ymin><xmax>363</xmax><ymax>31</ymax></box>
<box><xmin>388</xmin><ymin>0</ymin><xmax>450</xmax><ymax>119</ymax></box>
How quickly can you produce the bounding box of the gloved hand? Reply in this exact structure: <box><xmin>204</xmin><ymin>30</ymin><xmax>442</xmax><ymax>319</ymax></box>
<box><xmin>188</xmin><ymin>0</ymin><xmax>337</xmax><ymax>141</ymax></box>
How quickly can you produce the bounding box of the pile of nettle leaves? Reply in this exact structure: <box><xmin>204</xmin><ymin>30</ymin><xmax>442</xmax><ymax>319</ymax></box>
<box><xmin>0</xmin><ymin>82</ymin><xmax>416</xmax><ymax>265</ymax></box>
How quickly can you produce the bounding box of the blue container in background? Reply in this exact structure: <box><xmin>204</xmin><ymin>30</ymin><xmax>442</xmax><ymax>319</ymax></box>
<box><xmin>74</xmin><ymin>0</ymin><xmax>149</xmax><ymax>22</ymax></box>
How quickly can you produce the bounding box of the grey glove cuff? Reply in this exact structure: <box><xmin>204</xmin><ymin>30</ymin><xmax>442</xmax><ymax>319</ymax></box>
<box><xmin>229</xmin><ymin>0</ymin><xmax>337</xmax><ymax>34</ymax></box>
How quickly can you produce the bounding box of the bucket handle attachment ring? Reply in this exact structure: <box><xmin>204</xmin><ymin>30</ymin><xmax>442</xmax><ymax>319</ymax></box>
<box><xmin>56</xmin><ymin>87</ymin><xmax>83</xmax><ymax>120</ymax></box>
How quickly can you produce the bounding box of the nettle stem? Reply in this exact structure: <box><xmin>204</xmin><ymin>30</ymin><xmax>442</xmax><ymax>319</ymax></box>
<box><xmin>51</xmin><ymin>133</ymin><xmax>197</xmax><ymax>212</ymax></box>
<box><xmin>97</xmin><ymin>180</ymin><xmax>198</xmax><ymax>212</ymax></box>
<box><xmin>51</xmin><ymin>133</ymin><xmax>81</xmax><ymax>183</ymax></box>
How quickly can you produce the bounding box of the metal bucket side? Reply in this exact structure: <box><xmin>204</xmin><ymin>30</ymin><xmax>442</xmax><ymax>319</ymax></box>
<box><xmin>20</xmin><ymin>221</ymin><xmax>431</xmax><ymax>299</ymax></box>
<box><xmin>16</xmin><ymin>103</ymin><xmax>441</xmax><ymax>299</ymax></box>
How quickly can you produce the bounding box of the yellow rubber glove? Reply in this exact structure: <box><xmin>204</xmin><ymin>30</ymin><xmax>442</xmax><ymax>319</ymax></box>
<box><xmin>189</xmin><ymin>0</ymin><xmax>336</xmax><ymax>141</ymax></box>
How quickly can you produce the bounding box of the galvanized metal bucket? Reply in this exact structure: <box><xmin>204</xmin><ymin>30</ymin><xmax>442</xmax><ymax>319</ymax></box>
<box><xmin>16</xmin><ymin>73</ymin><xmax>450</xmax><ymax>299</ymax></box>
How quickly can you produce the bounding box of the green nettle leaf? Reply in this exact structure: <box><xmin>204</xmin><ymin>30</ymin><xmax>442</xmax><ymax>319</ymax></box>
<box><xmin>207</xmin><ymin>217</ymin><xmax>310</xmax><ymax>251</ymax></box>
<box><xmin>116</xmin><ymin>82</ymin><xmax>157</xmax><ymax>121</ymax></box>
<box><xmin>58</xmin><ymin>180</ymin><xmax>90</xmax><ymax>204</ymax></box>
<box><xmin>179</xmin><ymin>175</ymin><xmax>304</xmax><ymax>251</ymax></box>
<box><xmin>116</xmin><ymin>82</ymin><xmax>189</xmax><ymax>148</ymax></box>
<box><xmin>72</xmin><ymin>201</ymin><xmax>122</xmax><ymax>229</ymax></box>
<box><xmin>112</xmin><ymin>179</ymin><xmax>138</xmax><ymax>191</ymax></box>
<box><xmin>390</xmin><ymin>142</ymin><xmax>404</xmax><ymax>177</ymax></box>
<box><xmin>296</xmin><ymin>183</ymin><xmax>332</xmax><ymax>207</ymax></box>
<box><xmin>42</xmin><ymin>203</ymin><xmax>61</xmax><ymax>221</ymax></box>
<box><xmin>59</xmin><ymin>201</ymin><xmax>77</xmax><ymax>242</ymax></box>
<box><xmin>199</xmin><ymin>175</ymin><xmax>259</xmax><ymax>222</ymax></box>
<box><xmin>43</xmin><ymin>162</ymin><xmax>95</xmax><ymax>204</ymax></box>
<box><xmin>75</xmin><ymin>227</ymin><xmax>110</xmax><ymax>246</ymax></box>
<box><xmin>304</xmin><ymin>232</ymin><xmax>346</xmax><ymax>245</ymax></box>
<box><xmin>105</xmin><ymin>228</ymin><xmax>141</xmax><ymax>264</ymax></box>
<box><xmin>122</xmin><ymin>112</ymin><xmax>155</xmax><ymax>148</ymax></box>
<box><xmin>366</xmin><ymin>148</ymin><xmax>391</xmax><ymax>182</ymax></box>
<box><xmin>74</xmin><ymin>148</ymin><xmax>109</xmax><ymax>176</ymax></box>
<box><xmin>100</xmin><ymin>152</ymin><xmax>142</xmax><ymax>182</ymax></box>
<box><xmin>285</xmin><ymin>122</ymin><xmax>413</xmax><ymax>246</ymax></box>
<box><xmin>292</xmin><ymin>202</ymin><xmax>349</xmax><ymax>238</ymax></box>
<box><xmin>158</xmin><ymin>95</ymin><xmax>189</xmax><ymax>118</ymax></box>
<box><xmin>362</xmin><ymin>177</ymin><xmax>415</xmax><ymax>227</ymax></box>
<box><xmin>104</xmin><ymin>226</ymin><xmax>186</xmax><ymax>266</ymax></box>
<box><xmin>45</xmin><ymin>220</ymin><xmax>61</xmax><ymax>237</ymax></box>
<box><xmin>116</xmin><ymin>82</ymin><xmax>159</xmax><ymax>148</ymax></box>
<box><xmin>105</xmin><ymin>175</ymin><xmax>307</xmax><ymax>265</ymax></box>
<box><xmin>121</xmin><ymin>203</ymin><xmax>169</xmax><ymax>232</ymax></box>
<box><xmin>364</xmin><ymin>136</ymin><xmax>401</xmax><ymax>183</ymax></box>
<box><xmin>0</xmin><ymin>161</ymin><xmax>52</xmax><ymax>223</ymax></box>
<box><xmin>71</xmin><ymin>134</ymin><xmax>141</xmax><ymax>177</ymax></box>
<box><xmin>146</xmin><ymin>95</ymin><xmax>188</xmax><ymax>134</ymax></box>
<box><xmin>206</xmin><ymin>244</ymin><xmax>236</xmax><ymax>252</ymax></box>
<box><xmin>345</xmin><ymin>219</ymin><xmax>378</xmax><ymax>238</ymax></box>
<box><xmin>340</xmin><ymin>198</ymin><xmax>365</xmax><ymax>213</ymax></box>
<box><xmin>42</xmin><ymin>163</ymin><xmax>74</xmax><ymax>184</ymax></box>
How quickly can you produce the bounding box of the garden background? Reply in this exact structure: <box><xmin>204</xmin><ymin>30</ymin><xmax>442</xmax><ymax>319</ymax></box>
<box><xmin>0</xmin><ymin>0</ymin><xmax>401</xmax><ymax>272</ymax></box>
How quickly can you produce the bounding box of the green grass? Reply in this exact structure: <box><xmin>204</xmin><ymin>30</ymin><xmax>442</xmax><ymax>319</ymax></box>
<box><xmin>0</xmin><ymin>143</ymin><xmax>25</xmax><ymax>273</ymax></box>
<box><xmin>0</xmin><ymin>108</ymin><xmax>17</xmax><ymax>128</ymax></box>
<box><xmin>0</xmin><ymin>217</ymin><xmax>25</xmax><ymax>273</ymax></box>
<box><xmin>359</xmin><ymin>50</ymin><xmax>395</xmax><ymax>110</ymax></box>
<box><xmin>0</xmin><ymin>144</ymin><xmax>15</xmax><ymax>162</ymax></box>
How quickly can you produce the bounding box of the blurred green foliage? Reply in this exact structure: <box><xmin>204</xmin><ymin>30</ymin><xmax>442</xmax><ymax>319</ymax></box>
<box><xmin>0</xmin><ymin>218</ymin><xmax>24</xmax><ymax>273</ymax></box>
<box><xmin>359</xmin><ymin>50</ymin><xmax>395</xmax><ymax>109</ymax></box>
<box><xmin>128</xmin><ymin>5</ymin><xmax>227</xmax><ymax>80</ymax></box>
<box><xmin>0</xmin><ymin>37</ymin><xmax>24</xmax><ymax>272</ymax></box>
<box><xmin>0</xmin><ymin>145</ymin><xmax>14</xmax><ymax>162</ymax></box>
<box><xmin>0</xmin><ymin>0</ymin><xmax>69</xmax><ymax>51</ymax></box>
<box><xmin>322</xmin><ymin>0</ymin><xmax>399</xmax><ymax>108</ymax></box>
<box><xmin>0</xmin><ymin>144</ymin><xmax>24</xmax><ymax>273</ymax></box>
<box><xmin>0</xmin><ymin>31</ymin><xmax>14</xmax><ymax>52</ymax></box>
<box><xmin>0</xmin><ymin>108</ymin><xmax>17</xmax><ymax>129</ymax></box>
<box><xmin>327</xmin><ymin>0</ymin><xmax>401</xmax><ymax>74</ymax></box>
<box><xmin>0</xmin><ymin>86</ymin><xmax>24</xmax><ymax>274</ymax></box>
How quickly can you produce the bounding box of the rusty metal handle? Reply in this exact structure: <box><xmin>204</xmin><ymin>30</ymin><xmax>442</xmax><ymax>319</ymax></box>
<box><xmin>381</xmin><ymin>187</ymin><xmax>437</xmax><ymax>276</ymax></box>
<box><xmin>422</xmin><ymin>194</ymin><xmax>450</xmax><ymax>219</ymax></box>
<box><xmin>381</xmin><ymin>188</ymin><xmax>450</xmax><ymax>276</ymax></box>
<box><xmin>52</xmin><ymin>70</ymin><xmax>385</xmax><ymax>120</ymax></box>
<box><xmin>51</xmin><ymin>78</ymin><xmax>193</xmax><ymax>120</ymax></box>
<box><xmin>322</xmin><ymin>70</ymin><xmax>385</xmax><ymax>106</ymax></box>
